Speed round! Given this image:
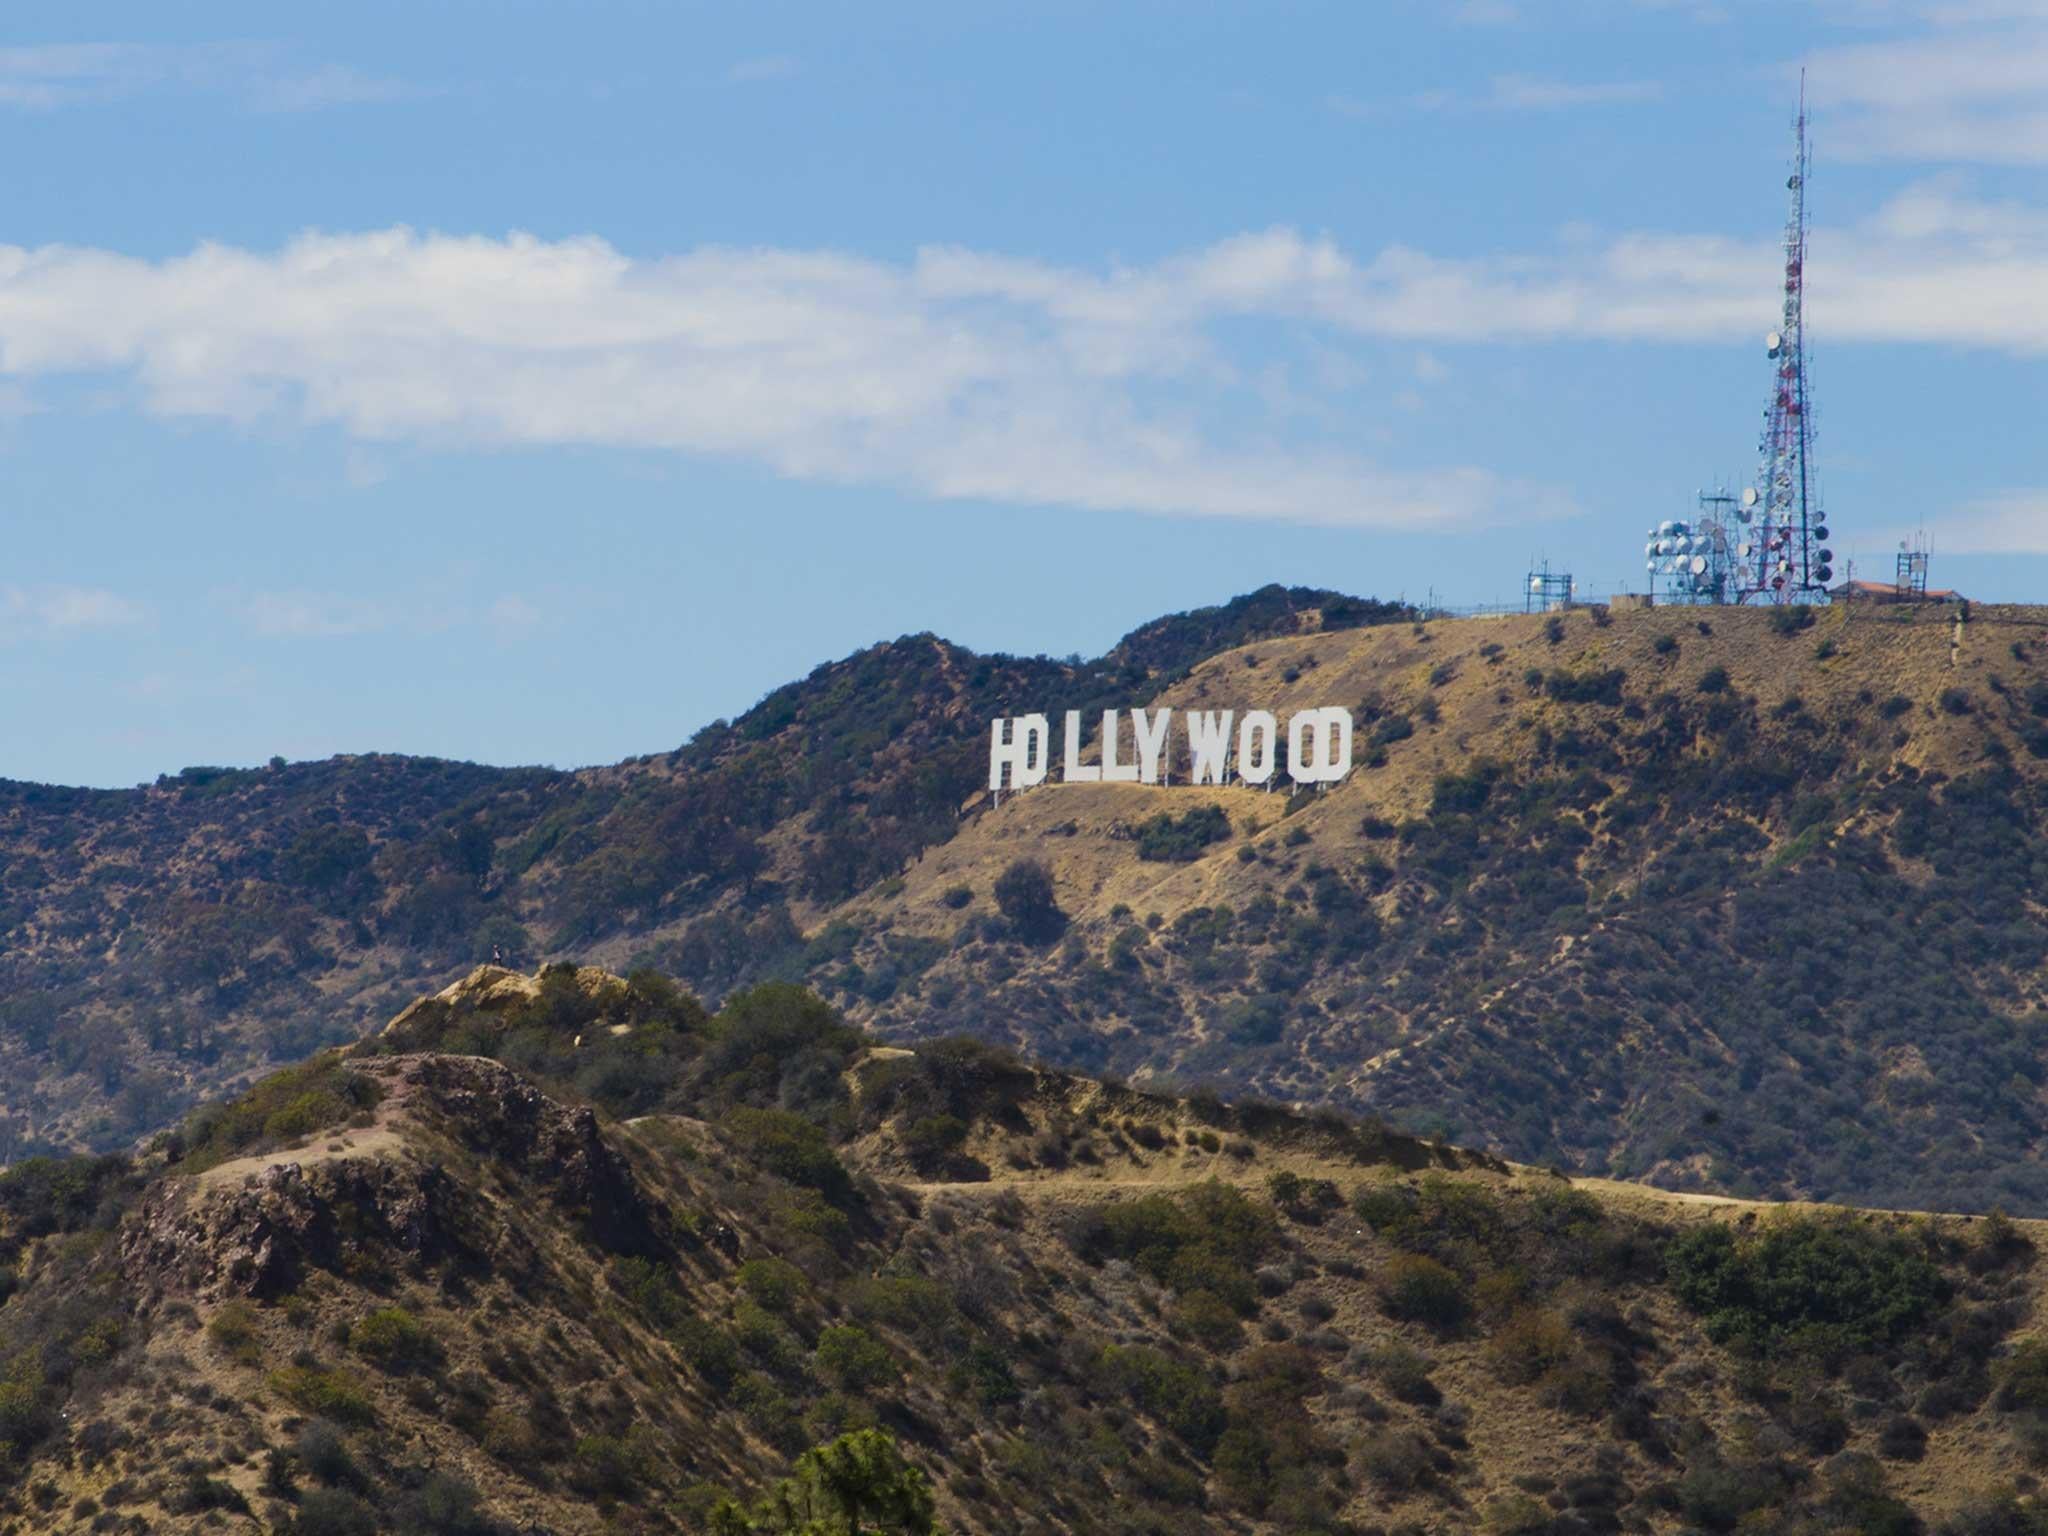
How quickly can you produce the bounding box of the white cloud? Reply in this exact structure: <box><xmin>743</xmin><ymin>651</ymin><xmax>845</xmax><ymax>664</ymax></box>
<box><xmin>238</xmin><ymin>590</ymin><xmax>394</xmax><ymax>638</ymax></box>
<box><xmin>1807</xmin><ymin>5</ymin><xmax>2048</xmax><ymax>162</ymax></box>
<box><xmin>0</xmin><ymin>226</ymin><xmax>1580</xmax><ymax>530</ymax></box>
<box><xmin>1331</xmin><ymin>74</ymin><xmax>1662</xmax><ymax>117</ymax></box>
<box><xmin>0</xmin><ymin>193</ymin><xmax>2039</xmax><ymax>531</ymax></box>
<box><xmin>0</xmin><ymin>42</ymin><xmax>411</xmax><ymax>113</ymax></box>
<box><xmin>1</xmin><ymin>585</ymin><xmax>147</xmax><ymax>631</ymax></box>
<box><xmin>1487</xmin><ymin>75</ymin><xmax>1664</xmax><ymax>109</ymax></box>
<box><xmin>1887</xmin><ymin>492</ymin><xmax>2048</xmax><ymax>553</ymax></box>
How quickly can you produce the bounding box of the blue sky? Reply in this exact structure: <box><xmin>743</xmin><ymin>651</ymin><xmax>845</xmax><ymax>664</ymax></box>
<box><xmin>4</xmin><ymin>0</ymin><xmax>2045</xmax><ymax>786</ymax></box>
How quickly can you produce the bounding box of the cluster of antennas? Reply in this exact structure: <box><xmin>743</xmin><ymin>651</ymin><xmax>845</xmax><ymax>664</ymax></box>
<box><xmin>1728</xmin><ymin>478</ymin><xmax>1837</xmax><ymax>591</ymax></box>
<box><xmin>1644</xmin><ymin>518</ymin><xmax>1719</xmax><ymax>595</ymax></box>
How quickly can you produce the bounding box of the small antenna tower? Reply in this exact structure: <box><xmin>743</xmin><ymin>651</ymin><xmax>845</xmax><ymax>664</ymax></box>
<box><xmin>1736</xmin><ymin>73</ymin><xmax>1834</xmax><ymax>603</ymax></box>
<box><xmin>1525</xmin><ymin>560</ymin><xmax>1575</xmax><ymax>613</ymax></box>
<box><xmin>1896</xmin><ymin>532</ymin><xmax>1931</xmax><ymax>602</ymax></box>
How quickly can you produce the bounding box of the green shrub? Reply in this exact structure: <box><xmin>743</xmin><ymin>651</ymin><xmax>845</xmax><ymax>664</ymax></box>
<box><xmin>1664</xmin><ymin>1216</ymin><xmax>1945</xmax><ymax>1358</ymax></box>
<box><xmin>570</xmin><ymin>1431</ymin><xmax>652</xmax><ymax>1496</ymax></box>
<box><xmin>206</xmin><ymin>1301</ymin><xmax>261</xmax><ymax>1366</ymax></box>
<box><xmin>1379</xmin><ymin>1253</ymin><xmax>1469</xmax><ymax>1331</ymax></box>
<box><xmin>1543</xmin><ymin>670</ymin><xmax>1626</xmax><ymax>707</ymax></box>
<box><xmin>1487</xmin><ymin>1307</ymin><xmax>1575</xmax><ymax>1386</ymax></box>
<box><xmin>1174</xmin><ymin>1290</ymin><xmax>1243</xmax><ymax>1351</ymax></box>
<box><xmin>948</xmin><ymin>1342</ymin><xmax>1020</xmax><ymax>1408</ymax></box>
<box><xmin>721</xmin><ymin>1107</ymin><xmax>852</xmax><ymax>1202</ymax></box>
<box><xmin>1357</xmin><ymin>1427</ymin><xmax>1439</xmax><ymax>1490</ymax></box>
<box><xmin>613</xmin><ymin>1256</ymin><xmax>689</xmax><ymax>1330</ymax></box>
<box><xmin>900</xmin><ymin>1114</ymin><xmax>969</xmax><ymax>1174</ymax></box>
<box><xmin>292</xmin><ymin>1420</ymin><xmax>358</xmax><ymax>1486</ymax></box>
<box><xmin>1770</xmin><ymin>605</ymin><xmax>1816</xmax><ymax>635</ymax></box>
<box><xmin>1135</xmin><ymin>805</ymin><xmax>1233</xmax><ymax>863</ymax></box>
<box><xmin>1996</xmin><ymin>1339</ymin><xmax>2048</xmax><ymax>1414</ymax></box>
<box><xmin>1697</xmin><ymin>666</ymin><xmax>1731</xmax><ymax>695</ymax></box>
<box><xmin>848</xmin><ymin>1274</ymin><xmax>952</xmax><ymax>1338</ymax></box>
<box><xmin>737</xmin><ymin>1257</ymin><xmax>807</xmax><ymax>1314</ymax></box>
<box><xmin>1077</xmin><ymin>1180</ymin><xmax>1279</xmax><ymax>1314</ymax></box>
<box><xmin>672</xmin><ymin>1317</ymin><xmax>739</xmax><ymax>1392</ymax></box>
<box><xmin>1362</xmin><ymin>1344</ymin><xmax>1439</xmax><ymax>1405</ymax></box>
<box><xmin>815</xmin><ymin>1325</ymin><xmax>897</xmax><ymax>1392</ymax></box>
<box><xmin>0</xmin><ymin>1155</ymin><xmax>136</xmax><ymax>1238</ymax></box>
<box><xmin>268</xmin><ymin>1365</ymin><xmax>374</xmax><ymax>1426</ymax></box>
<box><xmin>348</xmin><ymin>1306</ymin><xmax>440</xmax><ymax>1373</ymax></box>
<box><xmin>993</xmin><ymin>858</ymin><xmax>1066</xmax><ymax>944</ymax></box>
<box><xmin>1096</xmin><ymin>1345</ymin><xmax>1225</xmax><ymax>1456</ymax></box>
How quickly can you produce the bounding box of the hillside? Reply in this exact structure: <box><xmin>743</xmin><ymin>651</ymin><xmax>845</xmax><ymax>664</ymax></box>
<box><xmin>10</xmin><ymin>593</ymin><xmax>2048</xmax><ymax>1219</ymax></box>
<box><xmin>0</xmin><ymin>586</ymin><xmax>1408</xmax><ymax>1157</ymax></box>
<box><xmin>5</xmin><ymin>966</ymin><xmax>2048</xmax><ymax>1536</ymax></box>
<box><xmin>739</xmin><ymin>599</ymin><xmax>2048</xmax><ymax>1216</ymax></box>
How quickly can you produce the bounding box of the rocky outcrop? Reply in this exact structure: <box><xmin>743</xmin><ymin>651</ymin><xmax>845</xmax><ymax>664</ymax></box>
<box><xmin>381</xmin><ymin>963</ymin><xmax>624</xmax><ymax>1040</ymax></box>
<box><xmin>403</xmin><ymin>1053</ymin><xmax>665</xmax><ymax>1258</ymax></box>
<box><xmin>120</xmin><ymin>1155</ymin><xmax>457</xmax><ymax>1302</ymax></box>
<box><xmin>119</xmin><ymin>1052</ymin><xmax>664</xmax><ymax>1303</ymax></box>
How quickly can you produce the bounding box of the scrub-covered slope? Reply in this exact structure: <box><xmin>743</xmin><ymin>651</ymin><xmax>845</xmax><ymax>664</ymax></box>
<box><xmin>0</xmin><ymin>587</ymin><xmax>1405</xmax><ymax>1155</ymax></box>
<box><xmin>4</xmin><ymin>966</ymin><xmax>2048</xmax><ymax>1535</ymax></box>
<box><xmin>795</xmin><ymin>601</ymin><xmax>2048</xmax><ymax>1215</ymax></box>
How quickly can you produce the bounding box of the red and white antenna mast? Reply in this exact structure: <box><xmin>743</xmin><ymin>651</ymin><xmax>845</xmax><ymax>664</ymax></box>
<box><xmin>1740</xmin><ymin>72</ymin><xmax>1834</xmax><ymax>603</ymax></box>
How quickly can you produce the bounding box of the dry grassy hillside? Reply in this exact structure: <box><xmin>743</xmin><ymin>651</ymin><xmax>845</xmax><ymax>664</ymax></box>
<box><xmin>848</xmin><ymin>601</ymin><xmax>2020</xmax><ymax>959</ymax></box>
<box><xmin>789</xmin><ymin>601</ymin><xmax>2048</xmax><ymax>1215</ymax></box>
<box><xmin>7</xmin><ymin>966</ymin><xmax>2048</xmax><ymax>1536</ymax></box>
<box><xmin>10</xmin><ymin>592</ymin><xmax>2048</xmax><ymax>1221</ymax></box>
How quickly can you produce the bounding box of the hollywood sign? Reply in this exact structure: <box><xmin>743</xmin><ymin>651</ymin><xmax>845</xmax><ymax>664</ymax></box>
<box><xmin>989</xmin><ymin>708</ymin><xmax>1354</xmax><ymax>792</ymax></box>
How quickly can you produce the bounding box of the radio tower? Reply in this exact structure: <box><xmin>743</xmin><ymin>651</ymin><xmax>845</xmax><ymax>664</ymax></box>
<box><xmin>1742</xmin><ymin>73</ymin><xmax>1833</xmax><ymax>603</ymax></box>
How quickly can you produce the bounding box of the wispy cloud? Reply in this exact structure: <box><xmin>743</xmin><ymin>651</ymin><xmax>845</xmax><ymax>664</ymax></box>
<box><xmin>1333</xmin><ymin>74</ymin><xmax>1662</xmax><ymax>117</ymax></box>
<box><xmin>0</xmin><ymin>227</ymin><xmax>1582</xmax><ymax>531</ymax></box>
<box><xmin>1489</xmin><ymin>75</ymin><xmax>1664</xmax><ymax>109</ymax></box>
<box><xmin>0</xmin><ymin>190</ymin><xmax>2037</xmax><ymax>532</ymax></box>
<box><xmin>1808</xmin><ymin>5</ymin><xmax>2048</xmax><ymax>162</ymax></box>
<box><xmin>1883</xmin><ymin>492</ymin><xmax>2048</xmax><ymax>554</ymax></box>
<box><xmin>0</xmin><ymin>42</ymin><xmax>414</xmax><ymax>114</ymax></box>
<box><xmin>237</xmin><ymin>590</ymin><xmax>394</xmax><ymax>638</ymax></box>
<box><xmin>1</xmin><ymin>584</ymin><xmax>147</xmax><ymax>631</ymax></box>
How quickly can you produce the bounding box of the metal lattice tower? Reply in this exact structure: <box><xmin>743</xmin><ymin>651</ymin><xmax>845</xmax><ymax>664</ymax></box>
<box><xmin>1737</xmin><ymin>76</ymin><xmax>1834</xmax><ymax>604</ymax></box>
<box><xmin>1525</xmin><ymin>561</ymin><xmax>1575</xmax><ymax>613</ymax></box>
<box><xmin>1896</xmin><ymin>533</ymin><xmax>1930</xmax><ymax>602</ymax></box>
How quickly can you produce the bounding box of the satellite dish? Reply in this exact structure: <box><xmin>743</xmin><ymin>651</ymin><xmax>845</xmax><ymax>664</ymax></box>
<box><xmin>1738</xmin><ymin>542</ymin><xmax>1753</xmax><ymax>557</ymax></box>
<box><xmin>1814</xmin><ymin>524</ymin><xmax>1830</xmax><ymax>541</ymax></box>
<box><xmin>1741</xmin><ymin>487</ymin><xmax>1759</xmax><ymax>507</ymax></box>
<box><xmin>1646</xmin><ymin>560</ymin><xmax>1657</xmax><ymax>573</ymax></box>
<box><xmin>1817</xmin><ymin>564</ymin><xmax>1835</xmax><ymax>583</ymax></box>
<box><xmin>1819</xmin><ymin>548</ymin><xmax>1834</xmax><ymax>562</ymax></box>
<box><xmin>1766</xmin><ymin>331</ymin><xmax>1783</xmax><ymax>355</ymax></box>
<box><xmin>1691</xmin><ymin>555</ymin><xmax>1708</xmax><ymax>575</ymax></box>
<box><xmin>1531</xmin><ymin>577</ymin><xmax>1544</xmax><ymax>592</ymax></box>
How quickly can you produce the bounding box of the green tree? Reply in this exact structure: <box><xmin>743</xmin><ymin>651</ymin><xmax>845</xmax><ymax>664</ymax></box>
<box><xmin>993</xmin><ymin>858</ymin><xmax>1066</xmax><ymax>945</ymax></box>
<box><xmin>711</xmin><ymin>1429</ymin><xmax>938</xmax><ymax>1535</ymax></box>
